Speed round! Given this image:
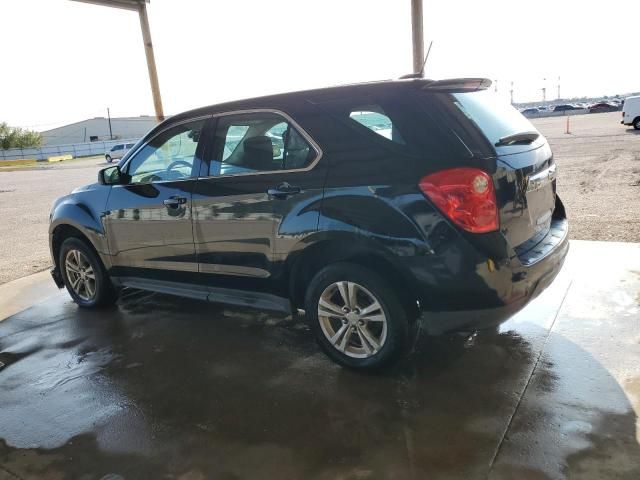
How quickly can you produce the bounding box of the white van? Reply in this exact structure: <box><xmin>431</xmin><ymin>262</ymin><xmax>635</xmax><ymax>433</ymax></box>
<box><xmin>621</xmin><ymin>95</ymin><xmax>640</xmax><ymax>130</ymax></box>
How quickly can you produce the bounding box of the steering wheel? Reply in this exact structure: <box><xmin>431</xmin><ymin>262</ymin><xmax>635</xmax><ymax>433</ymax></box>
<box><xmin>166</xmin><ymin>160</ymin><xmax>192</xmax><ymax>172</ymax></box>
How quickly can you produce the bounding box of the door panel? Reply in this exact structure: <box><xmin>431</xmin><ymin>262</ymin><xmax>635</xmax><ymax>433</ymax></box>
<box><xmin>193</xmin><ymin>177</ymin><xmax>274</xmax><ymax>279</ymax></box>
<box><xmin>193</xmin><ymin>110</ymin><xmax>326</xmax><ymax>292</ymax></box>
<box><xmin>105</xmin><ymin>181</ymin><xmax>197</xmax><ymax>273</ymax></box>
<box><xmin>104</xmin><ymin>118</ymin><xmax>208</xmax><ymax>277</ymax></box>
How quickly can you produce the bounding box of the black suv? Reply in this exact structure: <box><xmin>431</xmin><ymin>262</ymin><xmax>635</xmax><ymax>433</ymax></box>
<box><xmin>49</xmin><ymin>78</ymin><xmax>569</xmax><ymax>370</ymax></box>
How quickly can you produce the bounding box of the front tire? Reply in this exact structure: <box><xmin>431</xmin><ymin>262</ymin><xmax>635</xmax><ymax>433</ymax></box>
<box><xmin>59</xmin><ymin>237</ymin><xmax>117</xmax><ymax>308</ymax></box>
<box><xmin>304</xmin><ymin>262</ymin><xmax>412</xmax><ymax>370</ymax></box>
<box><xmin>105</xmin><ymin>155</ymin><xmax>112</xmax><ymax>163</ymax></box>
<box><xmin>634</xmin><ymin>118</ymin><xmax>640</xmax><ymax>130</ymax></box>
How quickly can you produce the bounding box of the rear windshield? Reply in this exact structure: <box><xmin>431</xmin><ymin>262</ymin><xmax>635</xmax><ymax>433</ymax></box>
<box><xmin>451</xmin><ymin>90</ymin><xmax>538</xmax><ymax>145</ymax></box>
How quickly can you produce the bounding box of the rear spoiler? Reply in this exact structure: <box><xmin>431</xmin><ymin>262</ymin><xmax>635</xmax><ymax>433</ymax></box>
<box><xmin>419</xmin><ymin>78</ymin><xmax>492</xmax><ymax>92</ymax></box>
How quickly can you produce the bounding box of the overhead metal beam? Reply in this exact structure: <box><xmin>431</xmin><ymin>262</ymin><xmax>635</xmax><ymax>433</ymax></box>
<box><xmin>70</xmin><ymin>0</ymin><xmax>164</xmax><ymax>122</ymax></box>
<box><xmin>411</xmin><ymin>0</ymin><xmax>424</xmax><ymax>75</ymax></box>
<box><xmin>71</xmin><ymin>0</ymin><xmax>145</xmax><ymax>11</ymax></box>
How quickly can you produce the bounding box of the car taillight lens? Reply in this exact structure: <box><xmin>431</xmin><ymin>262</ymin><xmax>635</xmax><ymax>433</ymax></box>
<box><xmin>419</xmin><ymin>168</ymin><xmax>499</xmax><ymax>233</ymax></box>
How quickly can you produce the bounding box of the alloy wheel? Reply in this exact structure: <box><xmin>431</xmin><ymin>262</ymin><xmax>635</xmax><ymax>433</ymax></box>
<box><xmin>65</xmin><ymin>249</ymin><xmax>96</xmax><ymax>301</ymax></box>
<box><xmin>317</xmin><ymin>281</ymin><xmax>388</xmax><ymax>359</ymax></box>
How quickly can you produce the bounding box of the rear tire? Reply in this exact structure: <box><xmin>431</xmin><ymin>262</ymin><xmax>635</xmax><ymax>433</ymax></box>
<box><xmin>304</xmin><ymin>262</ymin><xmax>412</xmax><ymax>371</ymax></box>
<box><xmin>634</xmin><ymin>118</ymin><xmax>640</xmax><ymax>130</ymax></box>
<box><xmin>59</xmin><ymin>237</ymin><xmax>117</xmax><ymax>308</ymax></box>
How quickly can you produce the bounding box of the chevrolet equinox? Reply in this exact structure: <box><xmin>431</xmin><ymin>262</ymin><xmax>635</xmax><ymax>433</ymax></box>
<box><xmin>49</xmin><ymin>78</ymin><xmax>569</xmax><ymax>370</ymax></box>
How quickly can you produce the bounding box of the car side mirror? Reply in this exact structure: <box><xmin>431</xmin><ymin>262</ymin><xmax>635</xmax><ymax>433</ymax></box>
<box><xmin>98</xmin><ymin>165</ymin><xmax>123</xmax><ymax>185</ymax></box>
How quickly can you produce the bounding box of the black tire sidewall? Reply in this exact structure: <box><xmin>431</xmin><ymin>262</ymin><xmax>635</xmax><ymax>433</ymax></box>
<box><xmin>106</xmin><ymin>155</ymin><xmax>112</xmax><ymax>162</ymax></box>
<box><xmin>59</xmin><ymin>237</ymin><xmax>112</xmax><ymax>308</ymax></box>
<box><xmin>634</xmin><ymin>119</ymin><xmax>640</xmax><ymax>130</ymax></box>
<box><xmin>304</xmin><ymin>262</ymin><xmax>410</xmax><ymax>370</ymax></box>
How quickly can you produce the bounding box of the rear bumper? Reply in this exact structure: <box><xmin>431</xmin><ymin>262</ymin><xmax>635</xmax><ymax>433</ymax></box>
<box><xmin>421</xmin><ymin>218</ymin><xmax>569</xmax><ymax>335</ymax></box>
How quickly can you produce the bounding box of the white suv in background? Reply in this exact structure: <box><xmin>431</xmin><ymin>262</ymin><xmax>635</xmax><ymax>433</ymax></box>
<box><xmin>105</xmin><ymin>143</ymin><xmax>135</xmax><ymax>163</ymax></box>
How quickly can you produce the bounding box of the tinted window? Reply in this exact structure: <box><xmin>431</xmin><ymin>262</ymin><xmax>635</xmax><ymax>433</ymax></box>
<box><xmin>126</xmin><ymin>120</ymin><xmax>204</xmax><ymax>184</ymax></box>
<box><xmin>125</xmin><ymin>143</ymin><xmax>135</xmax><ymax>148</ymax></box>
<box><xmin>209</xmin><ymin>112</ymin><xmax>315</xmax><ymax>176</ymax></box>
<box><xmin>316</xmin><ymin>92</ymin><xmax>464</xmax><ymax>160</ymax></box>
<box><xmin>451</xmin><ymin>90</ymin><xmax>538</xmax><ymax>145</ymax></box>
<box><xmin>349</xmin><ymin>106</ymin><xmax>406</xmax><ymax>145</ymax></box>
<box><xmin>112</xmin><ymin>145</ymin><xmax>123</xmax><ymax>151</ymax></box>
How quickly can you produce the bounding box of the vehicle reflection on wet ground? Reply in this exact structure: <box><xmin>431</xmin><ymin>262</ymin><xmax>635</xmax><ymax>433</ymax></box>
<box><xmin>0</xmin><ymin>240</ymin><xmax>639</xmax><ymax>479</ymax></box>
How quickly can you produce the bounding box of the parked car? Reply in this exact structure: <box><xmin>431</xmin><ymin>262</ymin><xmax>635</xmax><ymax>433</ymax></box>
<box><xmin>589</xmin><ymin>102</ymin><xmax>619</xmax><ymax>113</ymax></box>
<box><xmin>521</xmin><ymin>107</ymin><xmax>540</xmax><ymax>116</ymax></box>
<box><xmin>105</xmin><ymin>142</ymin><xmax>135</xmax><ymax>163</ymax></box>
<box><xmin>621</xmin><ymin>95</ymin><xmax>640</xmax><ymax>130</ymax></box>
<box><xmin>553</xmin><ymin>104</ymin><xmax>581</xmax><ymax>112</ymax></box>
<box><xmin>48</xmin><ymin>78</ymin><xmax>569</xmax><ymax>370</ymax></box>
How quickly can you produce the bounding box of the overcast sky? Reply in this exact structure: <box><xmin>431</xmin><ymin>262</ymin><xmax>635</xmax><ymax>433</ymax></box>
<box><xmin>2</xmin><ymin>0</ymin><xmax>638</xmax><ymax>130</ymax></box>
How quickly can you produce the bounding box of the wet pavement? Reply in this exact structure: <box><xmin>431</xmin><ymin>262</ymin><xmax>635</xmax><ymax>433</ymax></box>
<box><xmin>0</xmin><ymin>240</ymin><xmax>639</xmax><ymax>480</ymax></box>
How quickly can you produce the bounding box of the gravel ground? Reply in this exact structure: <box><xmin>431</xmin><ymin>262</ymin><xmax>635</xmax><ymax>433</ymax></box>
<box><xmin>0</xmin><ymin>112</ymin><xmax>638</xmax><ymax>285</ymax></box>
<box><xmin>0</xmin><ymin>158</ymin><xmax>102</xmax><ymax>284</ymax></box>
<box><xmin>532</xmin><ymin>112</ymin><xmax>640</xmax><ymax>242</ymax></box>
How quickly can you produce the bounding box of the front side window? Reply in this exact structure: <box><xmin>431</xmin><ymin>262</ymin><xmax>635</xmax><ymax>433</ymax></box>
<box><xmin>209</xmin><ymin>112</ymin><xmax>315</xmax><ymax>176</ymax></box>
<box><xmin>126</xmin><ymin>120</ymin><xmax>204</xmax><ymax>184</ymax></box>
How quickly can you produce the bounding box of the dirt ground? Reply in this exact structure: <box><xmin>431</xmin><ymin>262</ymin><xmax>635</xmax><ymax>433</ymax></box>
<box><xmin>532</xmin><ymin>112</ymin><xmax>640</xmax><ymax>242</ymax></box>
<box><xmin>0</xmin><ymin>112</ymin><xmax>638</xmax><ymax>285</ymax></box>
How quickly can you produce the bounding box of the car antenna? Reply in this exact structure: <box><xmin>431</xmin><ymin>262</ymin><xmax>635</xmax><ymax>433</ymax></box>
<box><xmin>419</xmin><ymin>40</ymin><xmax>434</xmax><ymax>78</ymax></box>
<box><xmin>399</xmin><ymin>41</ymin><xmax>433</xmax><ymax>79</ymax></box>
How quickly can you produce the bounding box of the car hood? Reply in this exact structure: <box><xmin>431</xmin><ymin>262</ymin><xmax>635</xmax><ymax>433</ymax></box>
<box><xmin>71</xmin><ymin>182</ymin><xmax>102</xmax><ymax>194</ymax></box>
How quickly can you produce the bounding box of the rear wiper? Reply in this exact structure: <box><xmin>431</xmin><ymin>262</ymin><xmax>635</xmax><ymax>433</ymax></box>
<box><xmin>495</xmin><ymin>131</ymin><xmax>540</xmax><ymax>147</ymax></box>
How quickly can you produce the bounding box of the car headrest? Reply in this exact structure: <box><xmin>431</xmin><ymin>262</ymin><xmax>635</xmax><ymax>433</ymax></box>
<box><xmin>243</xmin><ymin>136</ymin><xmax>273</xmax><ymax>170</ymax></box>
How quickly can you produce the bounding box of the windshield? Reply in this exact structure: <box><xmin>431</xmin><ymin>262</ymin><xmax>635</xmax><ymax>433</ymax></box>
<box><xmin>452</xmin><ymin>90</ymin><xmax>539</xmax><ymax>146</ymax></box>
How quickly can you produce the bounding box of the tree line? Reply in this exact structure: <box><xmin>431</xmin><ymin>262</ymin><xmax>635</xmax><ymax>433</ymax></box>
<box><xmin>0</xmin><ymin>122</ymin><xmax>43</xmax><ymax>149</ymax></box>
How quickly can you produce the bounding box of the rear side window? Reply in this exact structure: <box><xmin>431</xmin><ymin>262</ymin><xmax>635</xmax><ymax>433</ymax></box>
<box><xmin>452</xmin><ymin>90</ymin><xmax>538</xmax><ymax>146</ymax></box>
<box><xmin>209</xmin><ymin>112</ymin><xmax>317</xmax><ymax>176</ymax></box>
<box><xmin>349</xmin><ymin>106</ymin><xmax>406</xmax><ymax>145</ymax></box>
<box><xmin>314</xmin><ymin>92</ymin><xmax>465</xmax><ymax>160</ymax></box>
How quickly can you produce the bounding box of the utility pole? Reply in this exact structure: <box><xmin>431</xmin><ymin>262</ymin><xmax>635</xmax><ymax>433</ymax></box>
<box><xmin>411</xmin><ymin>0</ymin><xmax>424</xmax><ymax>75</ymax></box>
<box><xmin>510</xmin><ymin>81</ymin><xmax>514</xmax><ymax>104</ymax></box>
<box><xmin>542</xmin><ymin>78</ymin><xmax>547</xmax><ymax>102</ymax></box>
<box><xmin>557</xmin><ymin>76</ymin><xmax>561</xmax><ymax>100</ymax></box>
<box><xmin>494</xmin><ymin>79</ymin><xmax>498</xmax><ymax>93</ymax></box>
<box><xmin>107</xmin><ymin>107</ymin><xmax>113</xmax><ymax>140</ymax></box>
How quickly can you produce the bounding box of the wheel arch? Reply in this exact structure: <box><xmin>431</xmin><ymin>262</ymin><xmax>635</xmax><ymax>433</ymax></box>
<box><xmin>287</xmin><ymin>236</ymin><xmax>421</xmax><ymax>320</ymax></box>
<box><xmin>50</xmin><ymin>199</ymin><xmax>111</xmax><ymax>271</ymax></box>
<box><xmin>51</xmin><ymin>223</ymin><xmax>104</xmax><ymax>270</ymax></box>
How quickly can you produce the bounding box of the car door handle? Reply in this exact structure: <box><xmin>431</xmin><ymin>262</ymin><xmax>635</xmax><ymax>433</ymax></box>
<box><xmin>163</xmin><ymin>196</ymin><xmax>187</xmax><ymax>208</ymax></box>
<box><xmin>267</xmin><ymin>183</ymin><xmax>301</xmax><ymax>199</ymax></box>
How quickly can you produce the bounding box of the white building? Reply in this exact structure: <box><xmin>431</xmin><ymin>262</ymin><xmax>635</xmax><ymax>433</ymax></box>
<box><xmin>41</xmin><ymin>116</ymin><xmax>158</xmax><ymax>146</ymax></box>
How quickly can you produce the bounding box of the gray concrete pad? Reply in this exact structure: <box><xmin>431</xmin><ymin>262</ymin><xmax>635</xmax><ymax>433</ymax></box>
<box><xmin>0</xmin><ymin>240</ymin><xmax>638</xmax><ymax>479</ymax></box>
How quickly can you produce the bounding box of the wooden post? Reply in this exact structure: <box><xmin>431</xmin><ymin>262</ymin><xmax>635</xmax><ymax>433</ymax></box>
<box><xmin>411</xmin><ymin>0</ymin><xmax>424</xmax><ymax>75</ymax></box>
<box><xmin>137</xmin><ymin>1</ymin><xmax>164</xmax><ymax>122</ymax></box>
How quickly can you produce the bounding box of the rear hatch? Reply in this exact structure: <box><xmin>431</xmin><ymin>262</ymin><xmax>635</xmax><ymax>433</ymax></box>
<box><xmin>448</xmin><ymin>90</ymin><xmax>558</xmax><ymax>251</ymax></box>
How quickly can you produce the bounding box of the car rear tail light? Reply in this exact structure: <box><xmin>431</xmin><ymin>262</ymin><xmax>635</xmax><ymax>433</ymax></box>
<box><xmin>419</xmin><ymin>168</ymin><xmax>499</xmax><ymax>233</ymax></box>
